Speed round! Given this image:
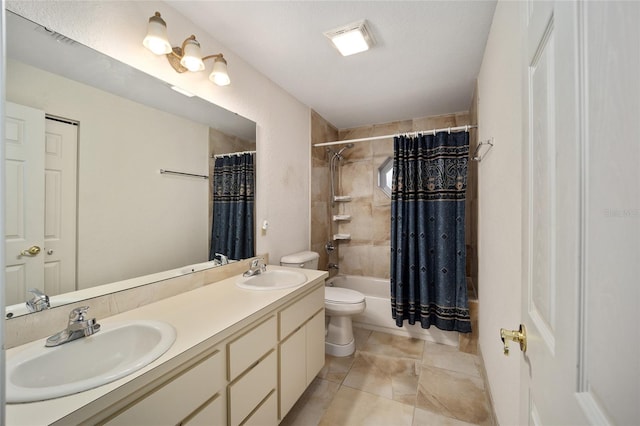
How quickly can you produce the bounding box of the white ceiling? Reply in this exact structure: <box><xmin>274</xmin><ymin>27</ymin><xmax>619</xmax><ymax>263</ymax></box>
<box><xmin>166</xmin><ymin>1</ymin><xmax>497</xmax><ymax>130</ymax></box>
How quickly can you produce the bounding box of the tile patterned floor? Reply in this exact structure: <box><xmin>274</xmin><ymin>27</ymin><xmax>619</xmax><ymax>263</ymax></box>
<box><xmin>281</xmin><ymin>328</ymin><xmax>494</xmax><ymax>426</ymax></box>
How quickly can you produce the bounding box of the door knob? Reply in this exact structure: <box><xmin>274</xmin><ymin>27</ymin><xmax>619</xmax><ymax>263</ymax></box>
<box><xmin>20</xmin><ymin>245</ymin><xmax>41</xmax><ymax>256</ymax></box>
<box><xmin>500</xmin><ymin>324</ymin><xmax>527</xmax><ymax>356</ymax></box>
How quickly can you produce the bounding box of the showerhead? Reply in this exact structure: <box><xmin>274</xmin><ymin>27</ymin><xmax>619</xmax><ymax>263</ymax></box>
<box><xmin>337</xmin><ymin>143</ymin><xmax>355</xmax><ymax>156</ymax></box>
<box><xmin>326</xmin><ymin>143</ymin><xmax>353</xmax><ymax>161</ymax></box>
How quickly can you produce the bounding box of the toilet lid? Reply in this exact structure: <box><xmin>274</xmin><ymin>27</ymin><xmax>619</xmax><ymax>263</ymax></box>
<box><xmin>325</xmin><ymin>287</ymin><xmax>365</xmax><ymax>304</ymax></box>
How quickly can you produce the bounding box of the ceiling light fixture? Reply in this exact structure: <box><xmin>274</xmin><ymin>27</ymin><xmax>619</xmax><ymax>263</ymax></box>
<box><xmin>143</xmin><ymin>12</ymin><xmax>230</xmax><ymax>86</ymax></box>
<box><xmin>324</xmin><ymin>20</ymin><xmax>374</xmax><ymax>57</ymax></box>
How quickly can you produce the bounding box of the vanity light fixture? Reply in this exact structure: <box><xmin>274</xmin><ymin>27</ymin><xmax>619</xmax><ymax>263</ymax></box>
<box><xmin>143</xmin><ymin>12</ymin><xmax>231</xmax><ymax>86</ymax></box>
<box><xmin>324</xmin><ymin>20</ymin><xmax>374</xmax><ymax>57</ymax></box>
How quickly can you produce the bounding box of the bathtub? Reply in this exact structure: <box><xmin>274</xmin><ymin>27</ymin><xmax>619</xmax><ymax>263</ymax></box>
<box><xmin>327</xmin><ymin>274</ymin><xmax>459</xmax><ymax>347</ymax></box>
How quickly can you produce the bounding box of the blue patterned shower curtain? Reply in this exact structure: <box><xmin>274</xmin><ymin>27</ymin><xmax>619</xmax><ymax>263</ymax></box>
<box><xmin>210</xmin><ymin>153</ymin><xmax>255</xmax><ymax>261</ymax></box>
<box><xmin>390</xmin><ymin>132</ymin><xmax>471</xmax><ymax>333</ymax></box>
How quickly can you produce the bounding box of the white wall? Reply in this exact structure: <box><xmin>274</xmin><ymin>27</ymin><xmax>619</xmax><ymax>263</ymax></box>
<box><xmin>0</xmin><ymin>5</ymin><xmax>6</xmax><ymax>419</ymax></box>
<box><xmin>6</xmin><ymin>0</ymin><xmax>313</xmax><ymax>265</ymax></box>
<box><xmin>7</xmin><ymin>59</ymin><xmax>210</xmax><ymax>289</ymax></box>
<box><xmin>476</xmin><ymin>1</ymin><xmax>524</xmax><ymax>425</ymax></box>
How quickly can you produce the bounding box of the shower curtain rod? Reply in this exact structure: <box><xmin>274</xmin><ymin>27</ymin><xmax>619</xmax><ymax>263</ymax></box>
<box><xmin>212</xmin><ymin>150</ymin><xmax>256</xmax><ymax>159</ymax></box>
<box><xmin>313</xmin><ymin>124</ymin><xmax>477</xmax><ymax>147</ymax></box>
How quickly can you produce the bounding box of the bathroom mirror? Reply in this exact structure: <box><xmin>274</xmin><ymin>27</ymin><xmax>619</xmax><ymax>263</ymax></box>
<box><xmin>378</xmin><ymin>157</ymin><xmax>393</xmax><ymax>198</ymax></box>
<box><xmin>4</xmin><ymin>10</ymin><xmax>257</xmax><ymax>317</ymax></box>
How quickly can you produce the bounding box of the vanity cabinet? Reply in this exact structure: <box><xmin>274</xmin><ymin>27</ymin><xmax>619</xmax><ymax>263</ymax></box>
<box><xmin>104</xmin><ymin>347</ymin><xmax>226</xmax><ymax>426</ymax></box>
<box><xmin>278</xmin><ymin>285</ymin><xmax>325</xmax><ymax>419</ymax></box>
<box><xmin>17</xmin><ymin>272</ymin><xmax>329</xmax><ymax>426</ymax></box>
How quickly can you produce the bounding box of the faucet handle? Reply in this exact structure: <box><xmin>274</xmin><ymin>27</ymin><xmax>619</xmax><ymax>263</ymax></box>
<box><xmin>69</xmin><ymin>306</ymin><xmax>90</xmax><ymax>323</ymax></box>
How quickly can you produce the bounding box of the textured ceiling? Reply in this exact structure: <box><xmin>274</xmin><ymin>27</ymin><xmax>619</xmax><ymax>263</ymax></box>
<box><xmin>167</xmin><ymin>1</ymin><xmax>497</xmax><ymax>130</ymax></box>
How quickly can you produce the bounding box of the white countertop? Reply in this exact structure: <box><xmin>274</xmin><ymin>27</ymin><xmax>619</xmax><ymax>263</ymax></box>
<box><xmin>6</xmin><ymin>266</ymin><xmax>327</xmax><ymax>425</ymax></box>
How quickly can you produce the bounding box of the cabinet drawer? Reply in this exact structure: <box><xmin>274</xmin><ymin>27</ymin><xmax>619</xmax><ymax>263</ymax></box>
<box><xmin>107</xmin><ymin>348</ymin><xmax>224</xmax><ymax>426</ymax></box>
<box><xmin>228</xmin><ymin>350</ymin><xmax>277</xmax><ymax>426</ymax></box>
<box><xmin>228</xmin><ymin>316</ymin><xmax>277</xmax><ymax>381</ymax></box>
<box><xmin>279</xmin><ymin>285</ymin><xmax>324</xmax><ymax>339</ymax></box>
<box><xmin>243</xmin><ymin>390</ymin><xmax>277</xmax><ymax>426</ymax></box>
<box><xmin>182</xmin><ymin>392</ymin><xmax>225</xmax><ymax>426</ymax></box>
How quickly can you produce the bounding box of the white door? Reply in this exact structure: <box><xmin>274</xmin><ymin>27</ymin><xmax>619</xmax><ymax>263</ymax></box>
<box><xmin>520</xmin><ymin>1</ymin><xmax>639</xmax><ymax>424</ymax></box>
<box><xmin>44</xmin><ymin>117</ymin><xmax>78</xmax><ymax>296</ymax></box>
<box><xmin>5</xmin><ymin>102</ymin><xmax>45</xmax><ymax>305</ymax></box>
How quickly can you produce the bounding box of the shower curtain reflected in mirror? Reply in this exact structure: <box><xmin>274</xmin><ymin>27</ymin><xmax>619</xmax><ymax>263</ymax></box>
<box><xmin>390</xmin><ymin>132</ymin><xmax>471</xmax><ymax>333</ymax></box>
<box><xmin>210</xmin><ymin>153</ymin><xmax>255</xmax><ymax>261</ymax></box>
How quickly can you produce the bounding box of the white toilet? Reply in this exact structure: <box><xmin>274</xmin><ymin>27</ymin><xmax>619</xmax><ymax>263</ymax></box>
<box><xmin>280</xmin><ymin>250</ymin><xmax>366</xmax><ymax>358</ymax></box>
<box><xmin>324</xmin><ymin>287</ymin><xmax>365</xmax><ymax>357</ymax></box>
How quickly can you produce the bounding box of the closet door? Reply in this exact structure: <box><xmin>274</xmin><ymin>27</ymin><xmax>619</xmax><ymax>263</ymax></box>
<box><xmin>43</xmin><ymin>117</ymin><xmax>78</xmax><ymax>296</ymax></box>
<box><xmin>5</xmin><ymin>102</ymin><xmax>45</xmax><ymax>305</ymax></box>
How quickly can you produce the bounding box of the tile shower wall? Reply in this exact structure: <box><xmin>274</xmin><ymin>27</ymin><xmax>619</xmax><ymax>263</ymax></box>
<box><xmin>311</xmin><ymin>111</ymin><xmax>477</xmax><ymax>282</ymax></box>
<box><xmin>311</xmin><ymin>110</ymin><xmax>339</xmax><ymax>271</ymax></box>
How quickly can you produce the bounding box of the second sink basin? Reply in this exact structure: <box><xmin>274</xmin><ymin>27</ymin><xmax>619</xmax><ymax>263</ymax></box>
<box><xmin>236</xmin><ymin>269</ymin><xmax>307</xmax><ymax>290</ymax></box>
<box><xmin>6</xmin><ymin>320</ymin><xmax>176</xmax><ymax>403</ymax></box>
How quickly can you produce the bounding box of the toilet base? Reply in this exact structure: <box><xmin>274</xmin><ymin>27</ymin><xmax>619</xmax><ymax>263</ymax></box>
<box><xmin>325</xmin><ymin>339</ymin><xmax>355</xmax><ymax>357</ymax></box>
<box><xmin>325</xmin><ymin>314</ymin><xmax>357</xmax><ymax>357</ymax></box>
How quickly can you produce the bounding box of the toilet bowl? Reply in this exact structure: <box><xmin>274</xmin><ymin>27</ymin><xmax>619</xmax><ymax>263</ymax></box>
<box><xmin>324</xmin><ymin>286</ymin><xmax>366</xmax><ymax>357</ymax></box>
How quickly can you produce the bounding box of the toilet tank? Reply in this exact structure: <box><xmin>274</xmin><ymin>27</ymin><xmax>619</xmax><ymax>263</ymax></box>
<box><xmin>280</xmin><ymin>251</ymin><xmax>319</xmax><ymax>270</ymax></box>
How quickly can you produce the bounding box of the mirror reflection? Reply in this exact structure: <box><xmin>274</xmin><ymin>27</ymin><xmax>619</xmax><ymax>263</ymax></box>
<box><xmin>4</xmin><ymin>11</ymin><xmax>257</xmax><ymax>318</ymax></box>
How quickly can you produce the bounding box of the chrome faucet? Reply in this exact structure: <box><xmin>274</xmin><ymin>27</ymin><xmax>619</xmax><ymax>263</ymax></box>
<box><xmin>215</xmin><ymin>253</ymin><xmax>229</xmax><ymax>265</ymax></box>
<box><xmin>243</xmin><ymin>258</ymin><xmax>267</xmax><ymax>277</ymax></box>
<box><xmin>45</xmin><ymin>306</ymin><xmax>101</xmax><ymax>347</ymax></box>
<box><xmin>26</xmin><ymin>288</ymin><xmax>50</xmax><ymax>313</ymax></box>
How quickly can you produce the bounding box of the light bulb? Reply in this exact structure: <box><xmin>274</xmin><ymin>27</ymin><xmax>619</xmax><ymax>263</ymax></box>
<box><xmin>180</xmin><ymin>38</ymin><xmax>205</xmax><ymax>72</ymax></box>
<box><xmin>143</xmin><ymin>12</ymin><xmax>172</xmax><ymax>55</ymax></box>
<box><xmin>209</xmin><ymin>57</ymin><xmax>230</xmax><ymax>86</ymax></box>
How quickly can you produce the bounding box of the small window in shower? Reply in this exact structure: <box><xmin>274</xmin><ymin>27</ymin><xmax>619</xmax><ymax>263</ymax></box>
<box><xmin>377</xmin><ymin>156</ymin><xmax>393</xmax><ymax>197</ymax></box>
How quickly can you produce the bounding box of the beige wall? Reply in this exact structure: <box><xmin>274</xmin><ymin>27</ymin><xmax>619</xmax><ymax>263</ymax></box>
<box><xmin>311</xmin><ymin>112</ymin><xmax>475</xmax><ymax>281</ymax></box>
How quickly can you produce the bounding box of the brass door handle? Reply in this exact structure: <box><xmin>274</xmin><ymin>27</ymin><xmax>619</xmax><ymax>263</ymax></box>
<box><xmin>20</xmin><ymin>246</ymin><xmax>41</xmax><ymax>256</ymax></box>
<box><xmin>500</xmin><ymin>324</ymin><xmax>527</xmax><ymax>356</ymax></box>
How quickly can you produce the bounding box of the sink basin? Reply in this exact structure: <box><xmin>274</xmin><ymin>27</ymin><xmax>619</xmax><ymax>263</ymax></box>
<box><xmin>236</xmin><ymin>269</ymin><xmax>307</xmax><ymax>290</ymax></box>
<box><xmin>6</xmin><ymin>320</ymin><xmax>176</xmax><ymax>403</ymax></box>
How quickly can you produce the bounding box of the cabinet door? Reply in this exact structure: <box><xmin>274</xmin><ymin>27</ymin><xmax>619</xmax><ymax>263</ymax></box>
<box><xmin>279</xmin><ymin>326</ymin><xmax>306</xmax><ymax>418</ymax></box>
<box><xmin>306</xmin><ymin>309</ymin><xmax>325</xmax><ymax>385</ymax></box>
